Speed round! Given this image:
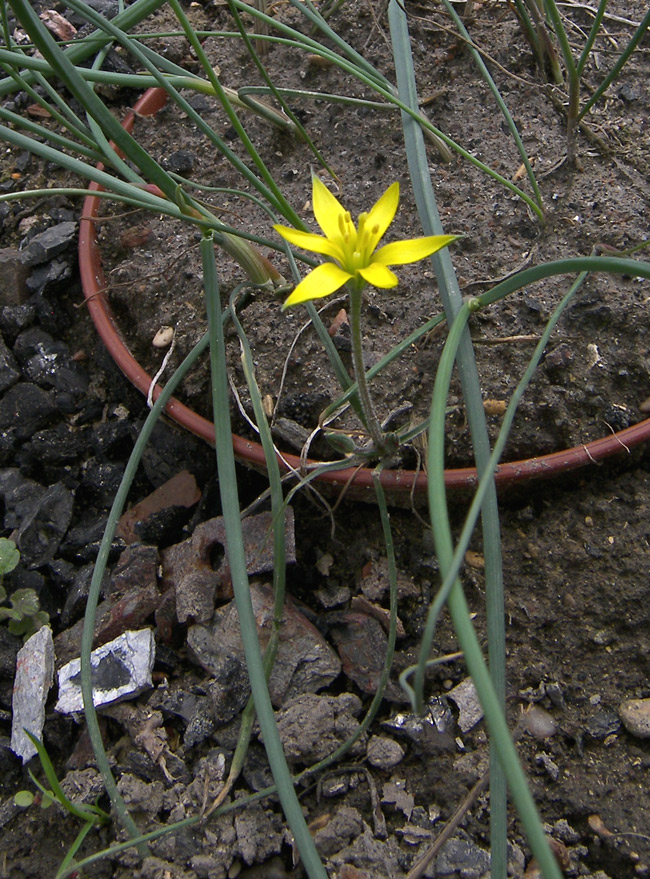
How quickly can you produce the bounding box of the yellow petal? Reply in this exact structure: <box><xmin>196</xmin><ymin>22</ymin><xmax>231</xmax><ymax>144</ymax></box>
<box><xmin>282</xmin><ymin>262</ymin><xmax>352</xmax><ymax>309</ymax></box>
<box><xmin>374</xmin><ymin>234</ymin><xmax>458</xmax><ymax>266</ymax></box>
<box><xmin>358</xmin><ymin>262</ymin><xmax>398</xmax><ymax>288</ymax></box>
<box><xmin>365</xmin><ymin>182</ymin><xmax>400</xmax><ymax>249</ymax></box>
<box><xmin>312</xmin><ymin>175</ymin><xmax>346</xmax><ymax>240</ymax></box>
<box><xmin>273</xmin><ymin>224</ymin><xmax>342</xmax><ymax>260</ymax></box>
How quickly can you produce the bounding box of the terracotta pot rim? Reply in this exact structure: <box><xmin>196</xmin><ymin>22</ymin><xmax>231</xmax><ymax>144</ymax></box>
<box><xmin>78</xmin><ymin>87</ymin><xmax>650</xmax><ymax>499</ymax></box>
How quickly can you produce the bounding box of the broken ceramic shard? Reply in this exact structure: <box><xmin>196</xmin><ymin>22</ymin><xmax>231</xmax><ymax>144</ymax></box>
<box><xmin>162</xmin><ymin>507</ymin><xmax>296</xmax><ymax>624</ymax></box>
<box><xmin>10</xmin><ymin>625</ymin><xmax>54</xmax><ymax>762</ymax></box>
<box><xmin>447</xmin><ymin>677</ymin><xmax>484</xmax><ymax>732</ymax></box>
<box><xmin>55</xmin><ymin>628</ymin><xmax>155</xmax><ymax>714</ymax></box>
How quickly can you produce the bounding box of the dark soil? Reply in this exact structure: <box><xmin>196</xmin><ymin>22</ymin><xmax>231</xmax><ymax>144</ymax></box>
<box><xmin>1</xmin><ymin>2</ymin><xmax>650</xmax><ymax>879</ymax></box>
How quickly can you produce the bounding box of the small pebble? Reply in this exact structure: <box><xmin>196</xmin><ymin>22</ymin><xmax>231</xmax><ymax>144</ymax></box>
<box><xmin>464</xmin><ymin>550</ymin><xmax>485</xmax><ymax>570</ymax></box>
<box><xmin>619</xmin><ymin>698</ymin><xmax>650</xmax><ymax>738</ymax></box>
<box><xmin>535</xmin><ymin>752</ymin><xmax>559</xmax><ymax>781</ymax></box>
<box><xmin>483</xmin><ymin>398</ymin><xmax>507</xmax><ymax>416</ymax></box>
<box><xmin>152</xmin><ymin>326</ymin><xmax>174</xmax><ymax>348</ymax></box>
<box><xmin>519</xmin><ymin>704</ymin><xmax>557</xmax><ymax>739</ymax></box>
<box><xmin>366</xmin><ymin>735</ymin><xmax>405</xmax><ymax>770</ymax></box>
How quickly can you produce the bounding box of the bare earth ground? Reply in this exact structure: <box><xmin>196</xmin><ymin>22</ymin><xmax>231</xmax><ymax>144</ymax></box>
<box><xmin>1</xmin><ymin>1</ymin><xmax>650</xmax><ymax>878</ymax></box>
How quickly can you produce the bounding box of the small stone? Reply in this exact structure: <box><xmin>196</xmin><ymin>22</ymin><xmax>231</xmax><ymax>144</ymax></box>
<box><xmin>273</xmin><ymin>693</ymin><xmax>365</xmax><ymax>763</ymax></box>
<box><xmin>139</xmin><ymin>421</ymin><xmax>214</xmax><ymax>489</ymax></box>
<box><xmin>26</xmin><ymin>259</ymin><xmax>73</xmax><ymax>298</ymax></box>
<box><xmin>315</xmin><ymin>551</ymin><xmax>334</xmax><ymax>576</ymax></box>
<box><xmin>117</xmin><ymin>470</ymin><xmax>200</xmax><ymax>545</ymax></box>
<box><xmin>545</xmin><ymin>682</ymin><xmax>566</xmax><ymax>710</ymax></box>
<box><xmin>382</xmin><ymin>698</ymin><xmax>456</xmax><ymax>754</ymax></box>
<box><xmin>55</xmin><ymin>628</ymin><xmax>155</xmax><ymax>714</ymax></box>
<box><xmin>188</xmin><ymin>581</ymin><xmax>340</xmax><ymax>706</ymax></box>
<box><xmin>552</xmin><ymin>818</ymin><xmax>581</xmax><ymax>844</ymax></box>
<box><xmin>366</xmin><ymin>735</ymin><xmax>405</xmax><ymax>770</ymax></box>
<box><xmin>360</xmin><ymin>556</ymin><xmax>419</xmax><ymax>601</ymax></box>
<box><xmin>313</xmin><ymin>806</ymin><xmax>364</xmax><ymax>857</ymax></box>
<box><xmin>10</xmin><ymin>625</ymin><xmax>54</xmax><ymax>762</ymax></box>
<box><xmin>0</xmin><ymin>382</ymin><xmax>59</xmax><ymax>440</ymax></box>
<box><xmin>110</xmin><ymin>544</ymin><xmax>159</xmax><ymax>596</ymax></box>
<box><xmin>205</xmin><ymin>655</ymin><xmax>250</xmax><ymax>726</ymax></box>
<box><xmin>618</xmin><ymin>83</ymin><xmax>639</xmax><ymax>103</ymax></box>
<box><xmin>234</xmin><ymin>803</ymin><xmax>283</xmax><ymax>865</ymax></box>
<box><xmin>152</xmin><ymin>325</ymin><xmax>174</xmax><ymax>348</ymax></box>
<box><xmin>0</xmin><ymin>468</ymin><xmax>44</xmax><ymax>529</ymax></box>
<box><xmin>619</xmin><ymin>698</ymin><xmax>650</xmax><ymax>738</ymax></box>
<box><xmin>586</xmin><ymin>708</ymin><xmax>621</xmax><ymax>739</ymax></box>
<box><xmin>13</xmin><ymin>328</ymin><xmax>87</xmax><ymax>396</ymax></box>
<box><xmin>327</xmin><ymin>609</ymin><xmax>403</xmax><ymax>701</ymax></box>
<box><xmin>447</xmin><ymin>678</ymin><xmax>483</xmax><ymax>732</ymax></box>
<box><xmin>0</xmin><ymin>247</ymin><xmax>30</xmax><ymax>306</ymax></box>
<box><xmin>431</xmin><ymin>836</ymin><xmax>491</xmax><ymax>879</ymax></box>
<box><xmin>117</xmin><ymin>773</ymin><xmax>164</xmax><ymax>816</ymax></box>
<box><xmin>16</xmin><ymin>481</ymin><xmax>74</xmax><ymax>568</ymax></box>
<box><xmin>329</xmin><ymin>826</ymin><xmax>402</xmax><ymax>879</ymax></box>
<box><xmin>17</xmin><ymin>424</ymin><xmax>86</xmax><ymax>476</ymax></box>
<box><xmin>382</xmin><ymin>779</ymin><xmax>414</xmax><ymax>819</ymax></box>
<box><xmin>0</xmin><ymin>335</ymin><xmax>20</xmax><ymax>393</ymax></box>
<box><xmin>21</xmin><ymin>221</ymin><xmax>77</xmax><ymax>265</ymax></box>
<box><xmin>78</xmin><ymin>458</ymin><xmax>125</xmax><ymax>508</ymax></box>
<box><xmin>60</xmin><ymin>767</ymin><xmax>105</xmax><ymax>808</ymax></box>
<box><xmin>151</xmin><ymin>686</ymin><xmax>215</xmax><ymax>748</ymax></box>
<box><xmin>162</xmin><ymin>150</ymin><xmax>195</xmax><ymax>175</ymax></box>
<box><xmin>315</xmin><ymin>580</ymin><xmax>351</xmax><ymax>609</ymax></box>
<box><xmin>520</xmin><ymin>704</ymin><xmax>558</xmax><ymax>739</ymax></box>
<box><xmin>544</xmin><ymin>343</ymin><xmax>573</xmax><ymax>374</ymax></box>
<box><xmin>60</xmin><ymin>562</ymin><xmax>109</xmax><ymax>627</ymax></box>
<box><xmin>0</xmin><ymin>301</ymin><xmax>35</xmax><ymax>337</ymax></box>
<box><xmin>535</xmin><ymin>752</ymin><xmax>560</xmax><ymax>781</ymax></box>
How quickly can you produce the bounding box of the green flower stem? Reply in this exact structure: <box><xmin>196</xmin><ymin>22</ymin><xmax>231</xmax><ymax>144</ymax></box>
<box><xmin>348</xmin><ymin>282</ymin><xmax>390</xmax><ymax>455</ymax></box>
<box><xmin>202</xmin><ymin>235</ymin><xmax>327</xmax><ymax>879</ymax></box>
<box><xmin>416</xmin><ymin>269</ymin><xmax>590</xmax><ymax>655</ymax></box>
<box><xmin>389</xmin><ymin>4</ymin><xmax>508</xmax><ymax>873</ymax></box>
<box><xmin>426</xmin><ymin>303</ymin><xmax>562</xmax><ymax>879</ymax></box>
<box><xmin>205</xmin><ymin>284</ymin><xmax>289</xmax><ymax>811</ymax></box>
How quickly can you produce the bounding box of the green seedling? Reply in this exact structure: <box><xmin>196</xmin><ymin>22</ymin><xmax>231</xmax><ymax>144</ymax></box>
<box><xmin>0</xmin><ymin>539</ymin><xmax>49</xmax><ymax>640</ymax></box>
<box><xmin>14</xmin><ymin>731</ymin><xmax>110</xmax><ymax>879</ymax></box>
<box><xmin>0</xmin><ymin>536</ymin><xmax>19</xmax><ymax>582</ymax></box>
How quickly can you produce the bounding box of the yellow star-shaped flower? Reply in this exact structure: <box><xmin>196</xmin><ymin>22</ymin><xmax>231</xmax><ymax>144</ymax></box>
<box><xmin>274</xmin><ymin>176</ymin><xmax>458</xmax><ymax>308</ymax></box>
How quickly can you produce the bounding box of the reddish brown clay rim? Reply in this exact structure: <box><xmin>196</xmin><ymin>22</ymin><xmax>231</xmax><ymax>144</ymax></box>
<box><xmin>79</xmin><ymin>87</ymin><xmax>650</xmax><ymax>498</ymax></box>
